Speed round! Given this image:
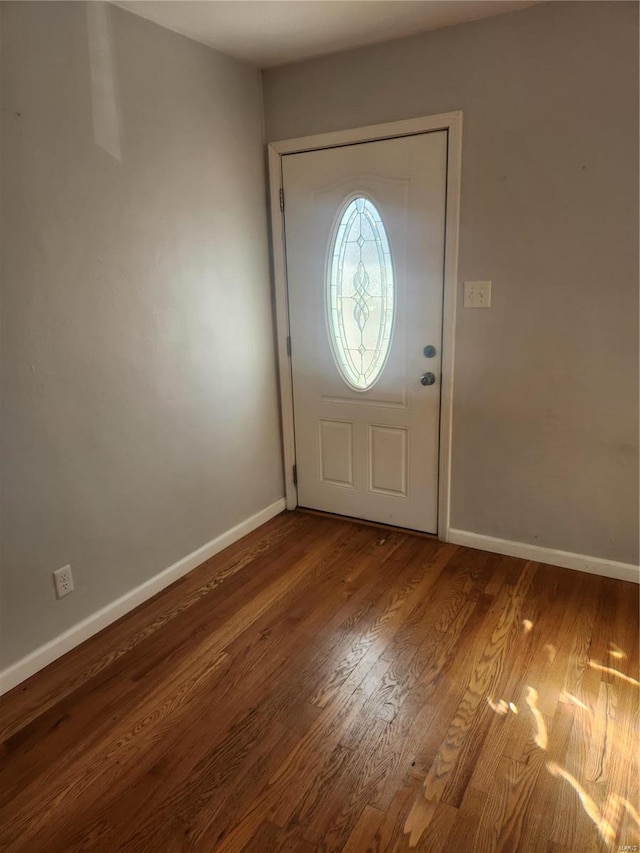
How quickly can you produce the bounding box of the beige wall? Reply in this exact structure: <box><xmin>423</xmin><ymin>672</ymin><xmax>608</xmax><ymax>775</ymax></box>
<box><xmin>263</xmin><ymin>1</ymin><xmax>639</xmax><ymax>565</ymax></box>
<box><xmin>1</xmin><ymin>2</ymin><xmax>283</xmax><ymax>667</ymax></box>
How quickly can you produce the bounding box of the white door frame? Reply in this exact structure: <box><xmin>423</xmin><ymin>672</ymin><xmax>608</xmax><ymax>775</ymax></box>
<box><xmin>267</xmin><ymin>111</ymin><xmax>463</xmax><ymax>542</ymax></box>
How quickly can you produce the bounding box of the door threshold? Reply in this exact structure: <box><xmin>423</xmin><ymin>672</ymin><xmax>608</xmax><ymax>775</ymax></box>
<box><xmin>297</xmin><ymin>507</ymin><xmax>439</xmax><ymax>540</ymax></box>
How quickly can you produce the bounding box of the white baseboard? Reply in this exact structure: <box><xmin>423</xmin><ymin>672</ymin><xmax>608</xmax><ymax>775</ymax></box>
<box><xmin>0</xmin><ymin>498</ymin><xmax>286</xmax><ymax>697</ymax></box>
<box><xmin>447</xmin><ymin>528</ymin><xmax>640</xmax><ymax>584</ymax></box>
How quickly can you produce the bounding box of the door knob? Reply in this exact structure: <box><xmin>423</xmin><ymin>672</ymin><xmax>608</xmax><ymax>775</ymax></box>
<box><xmin>423</xmin><ymin>345</ymin><xmax>437</xmax><ymax>358</ymax></box>
<box><xmin>420</xmin><ymin>372</ymin><xmax>436</xmax><ymax>386</ymax></box>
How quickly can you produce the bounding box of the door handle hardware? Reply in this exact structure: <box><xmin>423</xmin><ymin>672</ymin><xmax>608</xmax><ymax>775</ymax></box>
<box><xmin>420</xmin><ymin>372</ymin><xmax>436</xmax><ymax>386</ymax></box>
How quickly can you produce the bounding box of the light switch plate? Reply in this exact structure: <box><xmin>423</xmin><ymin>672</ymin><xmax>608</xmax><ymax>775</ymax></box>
<box><xmin>464</xmin><ymin>280</ymin><xmax>492</xmax><ymax>308</ymax></box>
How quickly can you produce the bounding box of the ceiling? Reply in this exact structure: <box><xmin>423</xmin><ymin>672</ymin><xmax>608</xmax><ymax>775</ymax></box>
<box><xmin>114</xmin><ymin>1</ymin><xmax>540</xmax><ymax>68</ymax></box>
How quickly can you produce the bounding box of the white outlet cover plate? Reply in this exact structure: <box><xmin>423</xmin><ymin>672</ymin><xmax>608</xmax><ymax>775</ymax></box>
<box><xmin>464</xmin><ymin>280</ymin><xmax>492</xmax><ymax>308</ymax></box>
<box><xmin>53</xmin><ymin>564</ymin><xmax>74</xmax><ymax>599</ymax></box>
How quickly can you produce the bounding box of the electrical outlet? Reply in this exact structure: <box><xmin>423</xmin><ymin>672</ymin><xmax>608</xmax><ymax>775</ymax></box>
<box><xmin>53</xmin><ymin>565</ymin><xmax>74</xmax><ymax>599</ymax></box>
<box><xmin>464</xmin><ymin>280</ymin><xmax>492</xmax><ymax>308</ymax></box>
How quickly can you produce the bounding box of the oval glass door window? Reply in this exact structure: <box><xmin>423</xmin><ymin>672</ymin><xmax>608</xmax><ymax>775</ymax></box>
<box><xmin>327</xmin><ymin>196</ymin><xmax>395</xmax><ymax>390</ymax></box>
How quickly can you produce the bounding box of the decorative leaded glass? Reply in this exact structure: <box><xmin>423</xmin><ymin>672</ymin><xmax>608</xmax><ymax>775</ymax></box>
<box><xmin>327</xmin><ymin>196</ymin><xmax>395</xmax><ymax>390</ymax></box>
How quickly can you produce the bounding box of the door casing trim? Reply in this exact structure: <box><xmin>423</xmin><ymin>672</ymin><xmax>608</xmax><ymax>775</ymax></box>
<box><xmin>267</xmin><ymin>111</ymin><xmax>463</xmax><ymax>541</ymax></box>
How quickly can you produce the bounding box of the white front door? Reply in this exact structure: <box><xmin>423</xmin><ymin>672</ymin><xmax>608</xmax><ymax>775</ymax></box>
<box><xmin>283</xmin><ymin>131</ymin><xmax>447</xmax><ymax>533</ymax></box>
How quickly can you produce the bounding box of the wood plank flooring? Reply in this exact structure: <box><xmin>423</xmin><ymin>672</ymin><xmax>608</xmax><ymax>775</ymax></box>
<box><xmin>0</xmin><ymin>510</ymin><xmax>638</xmax><ymax>852</ymax></box>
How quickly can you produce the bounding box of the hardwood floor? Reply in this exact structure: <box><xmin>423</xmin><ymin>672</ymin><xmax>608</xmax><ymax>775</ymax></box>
<box><xmin>0</xmin><ymin>510</ymin><xmax>638</xmax><ymax>852</ymax></box>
